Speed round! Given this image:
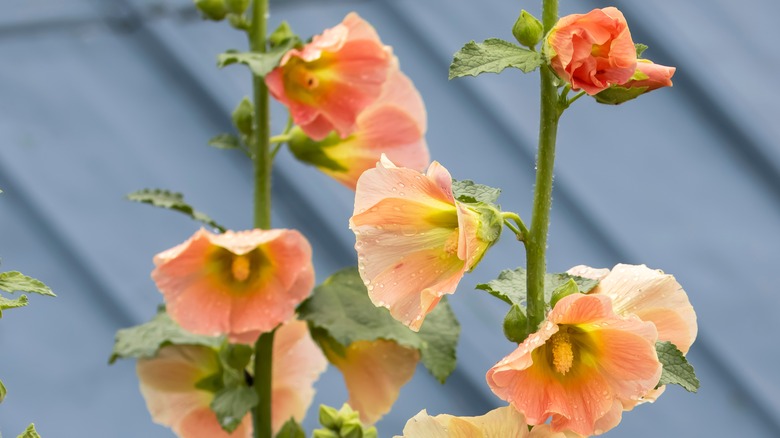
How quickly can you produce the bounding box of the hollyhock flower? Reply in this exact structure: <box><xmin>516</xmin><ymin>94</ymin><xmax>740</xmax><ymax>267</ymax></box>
<box><xmin>288</xmin><ymin>69</ymin><xmax>429</xmax><ymax>190</ymax></box>
<box><xmin>136</xmin><ymin>320</ymin><xmax>327</xmax><ymax>437</ymax></box>
<box><xmin>567</xmin><ymin>263</ymin><xmax>697</xmax><ymax>407</ymax></box>
<box><xmin>349</xmin><ymin>156</ymin><xmax>496</xmax><ymax>331</ymax></box>
<box><xmin>486</xmin><ymin>293</ymin><xmax>661</xmax><ymax>436</ymax></box>
<box><xmin>546</xmin><ymin>7</ymin><xmax>637</xmax><ymax>95</ymax></box>
<box><xmin>266</xmin><ymin>13</ymin><xmax>397</xmax><ymax>140</ymax></box>
<box><xmin>152</xmin><ymin>228</ymin><xmax>314</xmax><ymax>343</ymax></box>
<box><xmin>322</xmin><ymin>339</ymin><xmax>419</xmax><ymax>424</ymax></box>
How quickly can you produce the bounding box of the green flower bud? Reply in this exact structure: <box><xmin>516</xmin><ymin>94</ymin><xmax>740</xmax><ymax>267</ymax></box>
<box><xmin>512</xmin><ymin>10</ymin><xmax>544</xmax><ymax>48</ymax></box>
<box><xmin>550</xmin><ymin>278</ymin><xmax>580</xmax><ymax>308</ymax></box>
<box><xmin>313</xmin><ymin>430</ymin><xmax>340</xmax><ymax>438</ymax></box>
<box><xmin>193</xmin><ymin>0</ymin><xmax>228</xmax><ymax>21</ymax></box>
<box><xmin>339</xmin><ymin>419</ymin><xmax>363</xmax><ymax>438</ymax></box>
<box><xmin>503</xmin><ymin>304</ymin><xmax>529</xmax><ymax>343</ymax></box>
<box><xmin>225</xmin><ymin>0</ymin><xmax>249</xmax><ymax>14</ymax></box>
<box><xmin>319</xmin><ymin>404</ymin><xmax>342</xmax><ymax>430</ymax></box>
<box><xmin>232</xmin><ymin>97</ymin><xmax>254</xmax><ymax>138</ymax></box>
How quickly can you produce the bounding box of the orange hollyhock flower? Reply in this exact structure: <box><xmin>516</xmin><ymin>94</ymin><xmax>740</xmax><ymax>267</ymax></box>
<box><xmin>152</xmin><ymin>228</ymin><xmax>314</xmax><ymax>343</ymax></box>
<box><xmin>266</xmin><ymin>13</ymin><xmax>396</xmax><ymax>140</ymax></box>
<box><xmin>546</xmin><ymin>7</ymin><xmax>637</xmax><ymax>95</ymax></box>
<box><xmin>323</xmin><ymin>339</ymin><xmax>419</xmax><ymax>424</ymax></box>
<box><xmin>486</xmin><ymin>294</ymin><xmax>661</xmax><ymax>436</ymax></box>
<box><xmin>288</xmin><ymin>69</ymin><xmax>429</xmax><ymax>190</ymax></box>
<box><xmin>349</xmin><ymin>156</ymin><xmax>493</xmax><ymax>331</ymax></box>
<box><xmin>136</xmin><ymin>320</ymin><xmax>327</xmax><ymax>437</ymax></box>
<box><xmin>567</xmin><ymin>263</ymin><xmax>697</xmax><ymax>407</ymax></box>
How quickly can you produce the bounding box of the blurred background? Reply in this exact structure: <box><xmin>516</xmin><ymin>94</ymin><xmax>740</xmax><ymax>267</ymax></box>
<box><xmin>2</xmin><ymin>0</ymin><xmax>779</xmax><ymax>436</ymax></box>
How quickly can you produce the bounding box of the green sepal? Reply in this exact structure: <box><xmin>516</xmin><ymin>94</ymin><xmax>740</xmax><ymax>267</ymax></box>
<box><xmin>656</xmin><ymin>341</ymin><xmax>700</xmax><ymax>392</ymax></box>
<box><xmin>549</xmin><ymin>278</ymin><xmax>580</xmax><ymax>309</ymax></box>
<box><xmin>126</xmin><ymin>189</ymin><xmax>226</xmax><ymax>232</ymax></box>
<box><xmin>593</xmin><ymin>85</ymin><xmax>648</xmax><ymax>105</ymax></box>
<box><xmin>297</xmin><ymin>267</ymin><xmax>460</xmax><ymax>383</ymax></box>
<box><xmin>276</xmin><ymin>418</ymin><xmax>306</xmax><ymax>438</ymax></box>
<box><xmin>503</xmin><ymin>304</ymin><xmax>529</xmax><ymax>343</ymax></box>
<box><xmin>512</xmin><ymin>10</ymin><xmax>543</xmax><ymax>49</ymax></box>
<box><xmin>287</xmin><ymin>127</ymin><xmax>348</xmax><ymax>172</ymax></box>
<box><xmin>17</xmin><ymin>424</ymin><xmax>41</xmax><ymax>438</ymax></box>
<box><xmin>193</xmin><ymin>0</ymin><xmax>228</xmax><ymax>21</ymax></box>
<box><xmin>314</xmin><ymin>404</ymin><xmax>376</xmax><ymax>438</ymax></box>
<box><xmin>217</xmin><ymin>36</ymin><xmax>299</xmax><ymax>78</ymax></box>
<box><xmin>232</xmin><ymin>97</ymin><xmax>254</xmax><ymax>138</ymax></box>
<box><xmin>635</xmin><ymin>43</ymin><xmax>649</xmax><ymax>58</ymax></box>
<box><xmin>449</xmin><ymin>38</ymin><xmax>544</xmax><ymax>79</ymax></box>
<box><xmin>476</xmin><ymin>267</ymin><xmax>598</xmax><ymax>309</ymax></box>
<box><xmin>451</xmin><ymin>179</ymin><xmax>501</xmax><ymax>205</ymax></box>
<box><xmin>313</xmin><ymin>430</ymin><xmax>340</xmax><ymax>438</ymax></box>
<box><xmin>208</xmin><ymin>133</ymin><xmax>241</xmax><ymax>150</ymax></box>
<box><xmin>109</xmin><ymin>307</ymin><xmax>222</xmax><ymax>364</ymax></box>
<box><xmin>319</xmin><ymin>404</ymin><xmax>342</xmax><ymax>430</ymax></box>
<box><xmin>211</xmin><ymin>385</ymin><xmax>259</xmax><ymax>433</ymax></box>
<box><xmin>0</xmin><ymin>378</ymin><xmax>6</xmax><ymax>403</ymax></box>
<box><xmin>0</xmin><ymin>271</ymin><xmax>55</xmax><ymax>297</ymax></box>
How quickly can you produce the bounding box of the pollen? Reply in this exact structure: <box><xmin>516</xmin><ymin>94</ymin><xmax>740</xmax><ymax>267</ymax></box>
<box><xmin>550</xmin><ymin>329</ymin><xmax>574</xmax><ymax>375</ymax></box>
<box><xmin>231</xmin><ymin>256</ymin><xmax>251</xmax><ymax>282</ymax></box>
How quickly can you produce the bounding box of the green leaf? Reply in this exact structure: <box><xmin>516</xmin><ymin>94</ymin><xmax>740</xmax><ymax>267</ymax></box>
<box><xmin>451</xmin><ymin>180</ymin><xmax>501</xmax><ymax>205</ymax></box>
<box><xmin>276</xmin><ymin>418</ymin><xmax>306</xmax><ymax>438</ymax></box>
<box><xmin>656</xmin><ymin>341</ymin><xmax>699</xmax><ymax>392</ymax></box>
<box><xmin>217</xmin><ymin>37</ymin><xmax>298</xmax><ymax>78</ymax></box>
<box><xmin>635</xmin><ymin>43</ymin><xmax>649</xmax><ymax>58</ymax></box>
<box><xmin>211</xmin><ymin>385</ymin><xmax>259</xmax><ymax>433</ymax></box>
<box><xmin>208</xmin><ymin>133</ymin><xmax>241</xmax><ymax>150</ymax></box>
<box><xmin>109</xmin><ymin>308</ymin><xmax>222</xmax><ymax>364</ymax></box>
<box><xmin>126</xmin><ymin>189</ymin><xmax>226</xmax><ymax>232</ymax></box>
<box><xmin>476</xmin><ymin>267</ymin><xmax>598</xmax><ymax>308</ymax></box>
<box><xmin>298</xmin><ymin>267</ymin><xmax>460</xmax><ymax>383</ymax></box>
<box><xmin>0</xmin><ymin>294</ymin><xmax>28</xmax><ymax>317</ymax></box>
<box><xmin>0</xmin><ymin>378</ymin><xmax>6</xmax><ymax>403</ymax></box>
<box><xmin>0</xmin><ymin>271</ymin><xmax>54</xmax><ymax>296</ymax></box>
<box><xmin>17</xmin><ymin>424</ymin><xmax>41</xmax><ymax>438</ymax></box>
<box><xmin>417</xmin><ymin>297</ymin><xmax>460</xmax><ymax>383</ymax></box>
<box><xmin>449</xmin><ymin>38</ymin><xmax>544</xmax><ymax>79</ymax></box>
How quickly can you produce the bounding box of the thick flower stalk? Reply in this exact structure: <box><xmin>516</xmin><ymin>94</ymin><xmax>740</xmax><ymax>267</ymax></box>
<box><xmin>288</xmin><ymin>69</ymin><xmax>429</xmax><ymax>190</ymax></box>
<box><xmin>136</xmin><ymin>320</ymin><xmax>326</xmax><ymax>437</ymax></box>
<box><xmin>487</xmin><ymin>293</ymin><xmax>661</xmax><ymax>436</ymax></box>
<box><xmin>266</xmin><ymin>12</ymin><xmax>397</xmax><ymax>140</ymax></box>
<box><xmin>349</xmin><ymin>156</ymin><xmax>495</xmax><ymax>330</ymax></box>
<box><xmin>545</xmin><ymin>7</ymin><xmax>637</xmax><ymax>95</ymax></box>
<box><xmin>151</xmin><ymin>228</ymin><xmax>314</xmax><ymax>343</ymax></box>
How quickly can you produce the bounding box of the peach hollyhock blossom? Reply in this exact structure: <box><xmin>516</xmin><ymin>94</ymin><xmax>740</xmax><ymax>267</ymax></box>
<box><xmin>546</xmin><ymin>7</ymin><xmax>637</xmax><ymax>95</ymax></box>
<box><xmin>567</xmin><ymin>263</ymin><xmax>697</xmax><ymax>407</ymax></box>
<box><xmin>288</xmin><ymin>69</ymin><xmax>429</xmax><ymax>190</ymax></box>
<box><xmin>322</xmin><ymin>339</ymin><xmax>419</xmax><ymax>424</ymax></box>
<box><xmin>136</xmin><ymin>320</ymin><xmax>327</xmax><ymax>437</ymax></box>
<box><xmin>152</xmin><ymin>228</ymin><xmax>314</xmax><ymax>343</ymax></box>
<box><xmin>623</xmin><ymin>59</ymin><xmax>676</xmax><ymax>92</ymax></box>
<box><xmin>486</xmin><ymin>293</ymin><xmax>661</xmax><ymax>436</ymax></box>
<box><xmin>349</xmin><ymin>156</ymin><xmax>493</xmax><ymax>331</ymax></box>
<box><xmin>265</xmin><ymin>13</ymin><xmax>396</xmax><ymax>140</ymax></box>
<box><xmin>395</xmin><ymin>406</ymin><xmax>530</xmax><ymax>437</ymax></box>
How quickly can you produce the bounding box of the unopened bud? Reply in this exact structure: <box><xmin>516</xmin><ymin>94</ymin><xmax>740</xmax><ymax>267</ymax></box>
<box><xmin>232</xmin><ymin>97</ymin><xmax>254</xmax><ymax>138</ymax></box>
<box><xmin>512</xmin><ymin>10</ymin><xmax>543</xmax><ymax>48</ymax></box>
<box><xmin>503</xmin><ymin>304</ymin><xmax>529</xmax><ymax>343</ymax></box>
<box><xmin>225</xmin><ymin>0</ymin><xmax>249</xmax><ymax>14</ymax></box>
<box><xmin>193</xmin><ymin>0</ymin><xmax>228</xmax><ymax>21</ymax></box>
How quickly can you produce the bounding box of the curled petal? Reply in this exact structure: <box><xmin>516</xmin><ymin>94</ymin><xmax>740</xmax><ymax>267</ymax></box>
<box><xmin>395</xmin><ymin>406</ymin><xmax>530</xmax><ymax>438</ymax></box>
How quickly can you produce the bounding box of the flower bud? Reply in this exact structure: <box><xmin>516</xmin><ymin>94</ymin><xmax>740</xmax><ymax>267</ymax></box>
<box><xmin>319</xmin><ymin>404</ymin><xmax>342</xmax><ymax>430</ymax></box>
<box><xmin>225</xmin><ymin>0</ymin><xmax>249</xmax><ymax>14</ymax></box>
<box><xmin>503</xmin><ymin>304</ymin><xmax>529</xmax><ymax>343</ymax></box>
<box><xmin>232</xmin><ymin>97</ymin><xmax>254</xmax><ymax>138</ymax></box>
<box><xmin>550</xmin><ymin>278</ymin><xmax>580</xmax><ymax>308</ymax></box>
<box><xmin>512</xmin><ymin>10</ymin><xmax>543</xmax><ymax>48</ymax></box>
<box><xmin>193</xmin><ymin>0</ymin><xmax>228</xmax><ymax>21</ymax></box>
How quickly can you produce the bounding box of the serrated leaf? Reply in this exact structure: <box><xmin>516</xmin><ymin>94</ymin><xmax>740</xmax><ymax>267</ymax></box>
<box><xmin>635</xmin><ymin>43</ymin><xmax>649</xmax><ymax>58</ymax></box>
<box><xmin>211</xmin><ymin>385</ymin><xmax>259</xmax><ymax>433</ymax></box>
<box><xmin>126</xmin><ymin>189</ymin><xmax>226</xmax><ymax>232</ymax></box>
<box><xmin>109</xmin><ymin>309</ymin><xmax>222</xmax><ymax>364</ymax></box>
<box><xmin>17</xmin><ymin>424</ymin><xmax>40</xmax><ymax>438</ymax></box>
<box><xmin>217</xmin><ymin>37</ymin><xmax>298</xmax><ymax>78</ymax></box>
<box><xmin>656</xmin><ymin>341</ymin><xmax>699</xmax><ymax>392</ymax></box>
<box><xmin>476</xmin><ymin>267</ymin><xmax>598</xmax><ymax>308</ymax></box>
<box><xmin>449</xmin><ymin>38</ymin><xmax>543</xmax><ymax>79</ymax></box>
<box><xmin>276</xmin><ymin>418</ymin><xmax>306</xmax><ymax>438</ymax></box>
<box><xmin>0</xmin><ymin>378</ymin><xmax>6</xmax><ymax>403</ymax></box>
<box><xmin>0</xmin><ymin>272</ymin><xmax>54</xmax><ymax>296</ymax></box>
<box><xmin>0</xmin><ymin>294</ymin><xmax>28</xmax><ymax>317</ymax></box>
<box><xmin>208</xmin><ymin>133</ymin><xmax>241</xmax><ymax>150</ymax></box>
<box><xmin>451</xmin><ymin>179</ymin><xmax>501</xmax><ymax>205</ymax></box>
<box><xmin>298</xmin><ymin>267</ymin><xmax>460</xmax><ymax>382</ymax></box>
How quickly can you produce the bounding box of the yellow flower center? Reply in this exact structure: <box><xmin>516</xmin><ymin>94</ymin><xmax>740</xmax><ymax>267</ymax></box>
<box><xmin>282</xmin><ymin>54</ymin><xmax>336</xmax><ymax>104</ymax></box>
<box><xmin>231</xmin><ymin>255</ymin><xmax>251</xmax><ymax>282</ymax></box>
<box><xmin>550</xmin><ymin>329</ymin><xmax>574</xmax><ymax>375</ymax></box>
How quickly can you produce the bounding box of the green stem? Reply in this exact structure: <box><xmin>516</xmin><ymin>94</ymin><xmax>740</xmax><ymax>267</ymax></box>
<box><xmin>248</xmin><ymin>1</ymin><xmax>273</xmax><ymax>438</ymax></box>
<box><xmin>526</xmin><ymin>0</ymin><xmax>560</xmax><ymax>333</ymax></box>
<box><xmin>501</xmin><ymin>212</ymin><xmax>529</xmax><ymax>241</ymax></box>
<box><xmin>269</xmin><ymin>134</ymin><xmax>292</xmax><ymax>144</ymax></box>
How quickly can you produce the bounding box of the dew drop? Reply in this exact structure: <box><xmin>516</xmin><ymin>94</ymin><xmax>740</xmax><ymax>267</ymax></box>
<box><xmin>368</xmin><ymin>285</ymin><xmax>374</xmax><ymax>291</ymax></box>
<box><xmin>398</xmin><ymin>182</ymin><xmax>406</xmax><ymax>188</ymax></box>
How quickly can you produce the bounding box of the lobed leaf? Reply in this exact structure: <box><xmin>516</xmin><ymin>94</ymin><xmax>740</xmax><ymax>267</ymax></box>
<box><xmin>217</xmin><ymin>37</ymin><xmax>298</xmax><ymax>78</ymax></box>
<box><xmin>449</xmin><ymin>38</ymin><xmax>543</xmax><ymax>80</ymax></box>
<box><xmin>656</xmin><ymin>341</ymin><xmax>700</xmax><ymax>392</ymax></box>
<box><xmin>0</xmin><ymin>271</ymin><xmax>54</xmax><ymax>296</ymax></box>
<box><xmin>211</xmin><ymin>385</ymin><xmax>258</xmax><ymax>433</ymax></box>
<box><xmin>275</xmin><ymin>419</ymin><xmax>306</xmax><ymax>438</ymax></box>
<box><xmin>126</xmin><ymin>189</ymin><xmax>226</xmax><ymax>232</ymax></box>
<box><xmin>476</xmin><ymin>267</ymin><xmax>598</xmax><ymax>308</ymax></box>
<box><xmin>0</xmin><ymin>294</ymin><xmax>29</xmax><ymax>318</ymax></box>
<box><xmin>451</xmin><ymin>179</ymin><xmax>501</xmax><ymax>205</ymax></box>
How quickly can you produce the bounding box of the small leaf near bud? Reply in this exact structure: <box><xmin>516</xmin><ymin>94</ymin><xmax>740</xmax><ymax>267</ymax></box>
<box><xmin>193</xmin><ymin>0</ymin><xmax>228</xmax><ymax>21</ymax></box>
<box><xmin>512</xmin><ymin>10</ymin><xmax>544</xmax><ymax>48</ymax></box>
<box><xmin>503</xmin><ymin>304</ymin><xmax>529</xmax><ymax>343</ymax></box>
